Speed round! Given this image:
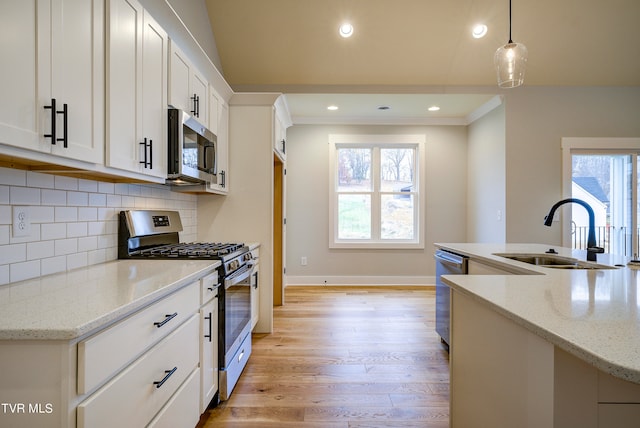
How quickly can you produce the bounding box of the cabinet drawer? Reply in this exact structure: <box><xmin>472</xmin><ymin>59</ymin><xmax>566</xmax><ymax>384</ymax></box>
<box><xmin>78</xmin><ymin>282</ymin><xmax>199</xmax><ymax>394</ymax></box>
<box><xmin>148</xmin><ymin>366</ymin><xmax>200</xmax><ymax>428</ymax></box>
<box><xmin>77</xmin><ymin>314</ymin><xmax>199</xmax><ymax>428</ymax></box>
<box><xmin>200</xmin><ymin>271</ymin><xmax>219</xmax><ymax>305</ymax></box>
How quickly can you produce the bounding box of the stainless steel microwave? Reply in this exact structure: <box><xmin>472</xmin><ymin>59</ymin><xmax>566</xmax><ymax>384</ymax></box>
<box><xmin>166</xmin><ymin>108</ymin><xmax>217</xmax><ymax>185</ymax></box>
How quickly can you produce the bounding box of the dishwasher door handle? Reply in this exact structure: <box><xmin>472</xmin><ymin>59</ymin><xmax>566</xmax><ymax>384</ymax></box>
<box><xmin>434</xmin><ymin>251</ymin><xmax>467</xmax><ymax>269</ymax></box>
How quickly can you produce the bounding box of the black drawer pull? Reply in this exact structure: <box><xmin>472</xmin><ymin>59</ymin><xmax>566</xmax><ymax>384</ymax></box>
<box><xmin>204</xmin><ymin>312</ymin><xmax>212</xmax><ymax>342</ymax></box>
<box><xmin>153</xmin><ymin>312</ymin><xmax>177</xmax><ymax>328</ymax></box>
<box><xmin>153</xmin><ymin>366</ymin><xmax>177</xmax><ymax>388</ymax></box>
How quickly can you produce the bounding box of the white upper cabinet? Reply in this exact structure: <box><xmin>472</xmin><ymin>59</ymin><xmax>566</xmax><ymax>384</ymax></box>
<box><xmin>106</xmin><ymin>0</ymin><xmax>168</xmax><ymax>178</ymax></box>
<box><xmin>169</xmin><ymin>42</ymin><xmax>208</xmax><ymax>125</ymax></box>
<box><xmin>0</xmin><ymin>0</ymin><xmax>104</xmax><ymax>163</ymax></box>
<box><xmin>273</xmin><ymin>96</ymin><xmax>291</xmax><ymax>162</ymax></box>
<box><xmin>207</xmin><ymin>87</ymin><xmax>229</xmax><ymax>194</ymax></box>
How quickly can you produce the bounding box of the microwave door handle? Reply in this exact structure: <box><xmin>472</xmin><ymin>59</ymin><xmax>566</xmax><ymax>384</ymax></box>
<box><xmin>203</xmin><ymin>145</ymin><xmax>210</xmax><ymax>170</ymax></box>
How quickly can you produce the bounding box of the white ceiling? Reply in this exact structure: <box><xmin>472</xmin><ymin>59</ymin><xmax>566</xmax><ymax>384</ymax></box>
<box><xmin>205</xmin><ymin>0</ymin><xmax>640</xmax><ymax>124</ymax></box>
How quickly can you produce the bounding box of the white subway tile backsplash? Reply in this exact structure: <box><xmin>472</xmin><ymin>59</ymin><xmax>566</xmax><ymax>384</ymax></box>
<box><xmin>67</xmin><ymin>252</ymin><xmax>88</xmax><ymax>270</ymax></box>
<box><xmin>10</xmin><ymin>260</ymin><xmax>41</xmax><ymax>283</ymax></box>
<box><xmin>55</xmin><ymin>206</ymin><xmax>78</xmax><ymax>222</ymax></box>
<box><xmin>89</xmin><ymin>193</ymin><xmax>106</xmax><ymax>207</ymax></box>
<box><xmin>114</xmin><ymin>183</ymin><xmax>129</xmax><ymax>195</ymax></box>
<box><xmin>1</xmin><ymin>243</ymin><xmax>26</xmax><ymax>264</ymax></box>
<box><xmin>98</xmin><ymin>181</ymin><xmax>115</xmax><ymax>194</ymax></box>
<box><xmin>67</xmin><ymin>191</ymin><xmax>89</xmax><ymax>206</ymax></box>
<box><xmin>0</xmin><ymin>225</ymin><xmax>9</xmax><ymax>245</ymax></box>
<box><xmin>27</xmin><ymin>241</ymin><xmax>55</xmax><ymax>260</ymax></box>
<box><xmin>42</xmin><ymin>189</ymin><xmax>67</xmax><ymax>206</ymax></box>
<box><xmin>87</xmin><ymin>248</ymin><xmax>107</xmax><ymax>266</ymax></box>
<box><xmin>41</xmin><ymin>256</ymin><xmax>66</xmax><ymax>276</ymax></box>
<box><xmin>87</xmin><ymin>221</ymin><xmax>106</xmax><ymax>236</ymax></box>
<box><xmin>78</xmin><ymin>236</ymin><xmax>97</xmax><ymax>252</ymax></box>
<box><xmin>78</xmin><ymin>207</ymin><xmax>98</xmax><ymax>222</ymax></box>
<box><xmin>106</xmin><ymin>194</ymin><xmax>121</xmax><ymax>207</ymax></box>
<box><xmin>0</xmin><ymin>265</ymin><xmax>8</xmax><ymax>285</ymax></box>
<box><xmin>67</xmin><ymin>222</ymin><xmax>88</xmax><ymax>238</ymax></box>
<box><xmin>26</xmin><ymin>171</ymin><xmax>55</xmax><ymax>189</ymax></box>
<box><xmin>10</xmin><ymin>186</ymin><xmax>40</xmax><ymax>205</ymax></box>
<box><xmin>54</xmin><ymin>175</ymin><xmax>78</xmax><ymax>191</ymax></box>
<box><xmin>55</xmin><ymin>238</ymin><xmax>78</xmax><ymax>256</ymax></box>
<box><xmin>1</xmin><ymin>169</ymin><xmax>197</xmax><ymax>285</ymax></box>
<box><xmin>0</xmin><ymin>206</ymin><xmax>10</xmax><ymax>225</ymax></box>
<box><xmin>0</xmin><ymin>168</ymin><xmax>26</xmax><ymax>186</ymax></box>
<box><xmin>31</xmin><ymin>206</ymin><xmax>55</xmax><ymax>223</ymax></box>
<box><xmin>41</xmin><ymin>223</ymin><xmax>66</xmax><ymax>240</ymax></box>
<box><xmin>78</xmin><ymin>179</ymin><xmax>98</xmax><ymax>193</ymax></box>
<box><xmin>0</xmin><ymin>185</ymin><xmax>9</xmax><ymax>204</ymax></box>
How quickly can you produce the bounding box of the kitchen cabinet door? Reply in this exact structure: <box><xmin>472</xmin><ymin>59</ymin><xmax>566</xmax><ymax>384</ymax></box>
<box><xmin>0</xmin><ymin>0</ymin><xmax>104</xmax><ymax>163</ymax></box>
<box><xmin>169</xmin><ymin>42</ymin><xmax>208</xmax><ymax>125</ymax></box>
<box><xmin>207</xmin><ymin>87</ymin><xmax>229</xmax><ymax>194</ymax></box>
<box><xmin>106</xmin><ymin>0</ymin><xmax>167</xmax><ymax>178</ymax></box>
<box><xmin>200</xmin><ymin>296</ymin><xmax>219</xmax><ymax>412</ymax></box>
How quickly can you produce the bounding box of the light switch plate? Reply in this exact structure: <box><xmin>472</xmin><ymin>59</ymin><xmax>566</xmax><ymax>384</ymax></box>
<box><xmin>12</xmin><ymin>206</ymin><xmax>31</xmax><ymax>237</ymax></box>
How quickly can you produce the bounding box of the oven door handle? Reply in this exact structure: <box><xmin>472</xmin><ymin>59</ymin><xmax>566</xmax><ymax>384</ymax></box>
<box><xmin>224</xmin><ymin>263</ymin><xmax>256</xmax><ymax>288</ymax></box>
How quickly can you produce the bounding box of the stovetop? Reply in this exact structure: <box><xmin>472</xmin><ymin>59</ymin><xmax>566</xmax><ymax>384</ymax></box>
<box><xmin>129</xmin><ymin>242</ymin><xmax>246</xmax><ymax>260</ymax></box>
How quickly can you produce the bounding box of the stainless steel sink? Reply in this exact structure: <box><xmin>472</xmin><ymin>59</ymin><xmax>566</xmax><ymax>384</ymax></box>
<box><xmin>493</xmin><ymin>253</ymin><xmax>617</xmax><ymax>270</ymax></box>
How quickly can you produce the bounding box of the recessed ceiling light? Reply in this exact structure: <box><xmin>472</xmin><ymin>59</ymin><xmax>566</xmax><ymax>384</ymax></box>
<box><xmin>327</xmin><ymin>105</ymin><xmax>339</xmax><ymax>111</ymax></box>
<box><xmin>339</xmin><ymin>23</ymin><xmax>354</xmax><ymax>38</ymax></box>
<box><xmin>472</xmin><ymin>24</ymin><xmax>488</xmax><ymax>39</ymax></box>
<box><xmin>428</xmin><ymin>106</ymin><xmax>441</xmax><ymax>112</ymax></box>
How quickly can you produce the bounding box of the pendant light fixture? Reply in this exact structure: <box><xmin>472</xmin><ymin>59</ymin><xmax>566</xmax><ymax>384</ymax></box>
<box><xmin>494</xmin><ymin>0</ymin><xmax>528</xmax><ymax>88</ymax></box>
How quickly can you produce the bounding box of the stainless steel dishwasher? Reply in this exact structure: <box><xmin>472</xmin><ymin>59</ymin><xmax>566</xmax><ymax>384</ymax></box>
<box><xmin>434</xmin><ymin>249</ymin><xmax>468</xmax><ymax>350</ymax></box>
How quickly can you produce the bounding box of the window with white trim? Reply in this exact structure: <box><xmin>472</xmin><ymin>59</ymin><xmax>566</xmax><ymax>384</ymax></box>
<box><xmin>329</xmin><ymin>134</ymin><xmax>425</xmax><ymax>248</ymax></box>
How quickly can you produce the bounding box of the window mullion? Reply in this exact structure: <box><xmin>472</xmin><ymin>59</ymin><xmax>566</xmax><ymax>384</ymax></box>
<box><xmin>371</xmin><ymin>147</ymin><xmax>381</xmax><ymax>240</ymax></box>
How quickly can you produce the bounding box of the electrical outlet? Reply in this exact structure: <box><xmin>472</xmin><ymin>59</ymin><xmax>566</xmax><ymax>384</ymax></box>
<box><xmin>12</xmin><ymin>206</ymin><xmax>31</xmax><ymax>238</ymax></box>
<box><xmin>301</xmin><ymin>256</ymin><xmax>307</xmax><ymax>266</ymax></box>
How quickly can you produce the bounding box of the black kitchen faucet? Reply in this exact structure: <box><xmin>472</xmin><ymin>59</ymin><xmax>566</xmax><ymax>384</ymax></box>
<box><xmin>544</xmin><ymin>198</ymin><xmax>605</xmax><ymax>262</ymax></box>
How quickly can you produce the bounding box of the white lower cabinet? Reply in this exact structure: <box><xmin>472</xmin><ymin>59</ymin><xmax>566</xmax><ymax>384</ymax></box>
<box><xmin>199</xmin><ymin>272</ymin><xmax>219</xmax><ymax>412</ymax></box>
<box><xmin>147</xmin><ymin>367</ymin><xmax>201</xmax><ymax>428</ymax></box>
<box><xmin>77</xmin><ymin>314</ymin><xmax>199</xmax><ymax>428</ymax></box>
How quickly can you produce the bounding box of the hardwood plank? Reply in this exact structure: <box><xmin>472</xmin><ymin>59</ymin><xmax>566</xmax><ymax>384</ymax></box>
<box><xmin>197</xmin><ymin>286</ymin><xmax>449</xmax><ymax>427</ymax></box>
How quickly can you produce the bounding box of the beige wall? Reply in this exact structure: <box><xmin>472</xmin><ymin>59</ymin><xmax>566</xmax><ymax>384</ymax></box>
<box><xmin>467</xmin><ymin>102</ymin><xmax>506</xmax><ymax>242</ymax></box>
<box><xmin>284</xmin><ymin>124</ymin><xmax>468</xmax><ymax>285</ymax></box>
<box><xmin>503</xmin><ymin>87</ymin><xmax>640</xmax><ymax>244</ymax></box>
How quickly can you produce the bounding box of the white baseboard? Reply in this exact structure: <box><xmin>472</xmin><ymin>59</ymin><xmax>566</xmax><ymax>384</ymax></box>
<box><xmin>285</xmin><ymin>275</ymin><xmax>436</xmax><ymax>287</ymax></box>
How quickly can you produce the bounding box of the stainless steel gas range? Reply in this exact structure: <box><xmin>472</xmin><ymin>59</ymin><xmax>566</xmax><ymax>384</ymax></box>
<box><xmin>118</xmin><ymin>209</ymin><xmax>254</xmax><ymax>402</ymax></box>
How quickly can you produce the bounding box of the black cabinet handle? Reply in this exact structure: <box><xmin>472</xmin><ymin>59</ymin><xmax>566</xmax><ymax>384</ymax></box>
<box><xmin>153</xmin><ymin>312</ymin><xmax>177</xmax><ymax>328</ymax></box>
<box><xmin>153</xmin><ymin>367</ymin><xmax>177</xmax><ymax>388</ymax></box>
<box><xmin>57</xmin><ymin>103</ymin><xmax>68</xmax><ymax>148</ymax></box>
<box><xmin>191</xmin><ymin>94</ymin><xmax>199</xmax><ymax>117</ymax></box>
<box><xmin>204</xmin><ymin>312</ymin><xmax>212</xmax><ymax>342</ymax></box>
<box><xmin>139</xmin><ymin>138</ymin><xmax>153</xmax><ymax>168</ymax></box>
<box><xmin>139</xmin><ymin>138</ymin><xmax>148</xmax><ymax>167</ymax></box>
<box><xmin>220</xmin><ymin>170</ymin><xmax>226</xmax><ymax>188</ymax></box>
<box><xmin>281</xmin><ymin>139</ymin><xmax>286</xmax><ymax>154</ymax></box>
<box><xmin>44</xmin><ymin>98</ymin><xmax>57</xmax><ymax>143</ymax></box>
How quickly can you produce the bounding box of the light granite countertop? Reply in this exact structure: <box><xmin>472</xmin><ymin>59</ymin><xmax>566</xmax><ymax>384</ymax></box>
<box><xmin>0</xmin><ymin>259</ymin><xmax>220</xmax><ymax>341</ymax></box>
<box><xmin>437</xmin><ymin>243</ymin><xmax>640</xmax><ymax>384</ymax></box>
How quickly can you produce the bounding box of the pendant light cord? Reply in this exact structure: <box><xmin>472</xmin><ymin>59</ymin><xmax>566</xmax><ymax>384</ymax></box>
<box><xmin>508</xmin><ymin>0</ymin><xmax>513</xmax><ymax>43</ymax></box>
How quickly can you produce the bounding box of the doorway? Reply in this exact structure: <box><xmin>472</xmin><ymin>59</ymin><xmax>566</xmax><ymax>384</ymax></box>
<box><xmin>273</xmin><ymin>154</ymin><xmax>284</xmax><ymax>305</ymax></box>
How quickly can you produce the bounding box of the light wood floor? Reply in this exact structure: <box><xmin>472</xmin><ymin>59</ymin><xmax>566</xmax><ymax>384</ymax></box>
<box><xmin>197</xmin><ymin>286</ymin><xmax>450</xmax><ymax>428</ymax></box>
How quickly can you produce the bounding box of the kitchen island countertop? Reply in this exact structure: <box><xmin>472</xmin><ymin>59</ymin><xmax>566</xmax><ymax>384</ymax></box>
<box><xmin>437</xmin><ymin>242</ymin><xmax>640</xmax><ymax>384</ymax></box>
<box><xmin>0</xmin><ymin>259</ymin><xmax>220</xmax><ymax>341</ymax></box>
